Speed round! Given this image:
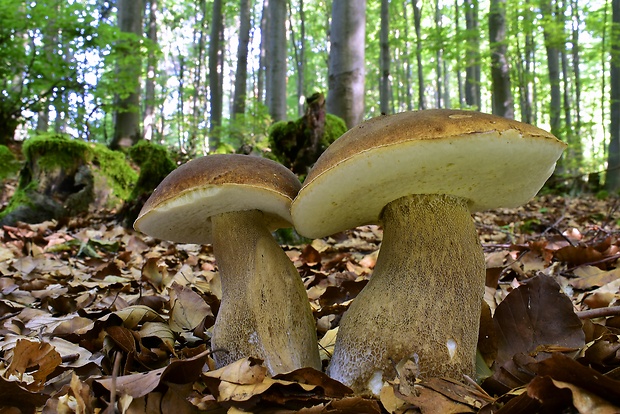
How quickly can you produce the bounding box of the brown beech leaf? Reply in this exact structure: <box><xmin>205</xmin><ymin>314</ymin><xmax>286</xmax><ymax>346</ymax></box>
<box><xmin>493</xmin><ymin>275</ymin><xmax>585</xmax><ymax>368</ymax></box>
<box><xmin>0</xmin><ymin>375</ymin><xmax>49</xmax><ymax>413</ymax></box>
<box><xmin>168</xmin><ymin>282</ymin><xmax>212</xmax><ymax>333</ymax></box>
<box><xmin>96</xmin><ymin>348</ymin><xmax>211</xmax><ymax>398</ymax></box>
<box><xmin>570</xmin><ymin>266</ymin><xmax>620</xmax><ymax>290</ymax></box>
<box><xmin>274</xmin><ymin>367</ymin><xmax>353</xmax><ymax>398</ymax></box>
<box><xmin>6</xmin><ymin>339</ymin><xmax>62</xmax><ymax>390</ymax></box>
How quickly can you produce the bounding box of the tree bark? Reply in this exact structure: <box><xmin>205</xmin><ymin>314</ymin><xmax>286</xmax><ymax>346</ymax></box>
<box><xmin>464</xmin><ymin>0</ymin><xmax>481</xmax><ymax>109</ymax></box>
<box><xmin>326</xmin><ymin>0</ymin><xmax>366</xmax><ymax>128</ymax></box>
<box><xmin>111</xmin><ymin>0</ymin><xmax>144</xmax><ymax>150</ymax></box>
<box><xmin>540</xmin><ymin>0</ymin><xmax>562</xmax><ymax>138</ymax></box>
<box><xmin>266</xmin><ymin>0</ymin><xmax>287</xmax><ymax>122</ymax></box>
<box><xmin>209</xmin><ymin>0</ymin><xmax>224</xmax><ymax>151</ymax></box>
<box><xmin>232</xmin><ymin>0</ymin><xmax>252</xmax><ymax>118</ymax></box>
<box><xmin>379</xmin><ymin>0</ymin><xmax>390</xmax><ymax>114</ymax></box>
<box><xmin>143</xmin><ymin>0</ymin><xmax>158</xmax><ymax>142</ymax></box>
<box><xmin>413</xmin><ymin>1</ymin><xmax>425</xmax><ymax>110</ymax></box>
<box><xmin>606</xmin><ymin>0</ymin><xmax>620</xmax><ymax>190</ymax></box>
<box><xmin>489</xmin><ymin>0</ymin><xmax>513</xmax><ymax>118</ymax></box>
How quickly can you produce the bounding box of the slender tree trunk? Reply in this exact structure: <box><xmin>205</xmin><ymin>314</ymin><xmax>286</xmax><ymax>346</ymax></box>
<box><xmin>540</xmin><ymin>0</ymin><xmax>562</xmax><ymax>138</ymax></box>
<box><xmin>606</xmin><ymin>0</ymin><xmax>620</xmax><ymax>190</ymax></box>
<box><xmin>327</xmin><ymin>0</ymin><xmax>366</xmax><ymax>128</ymax></box>
<box><xmin>111</xmin><ymin>0</ymin><xmax>144</xmax><ymax>150</ymax></box>
<box><xmin>434</xmin><ymin>0</ymin><xmax>443</xmax><ymax>108</ymax></box>
<box><xmin>209</xmin><ymin>0</ymin><xmax>224</xmax><ymax>151</ymax></box>
<box><xmin>489</xmin><ymin>0</ymin><xmax>514</xmax><ymax>118</ymax></box>
<box><xmin>403</xmin><ymin>2</ymin><xmax>413</xmax><ymax>111</ymax></box>
<box><xmin>464</xmin><ymin>0</ymin><xmax>481</xmax><ymax>109</ymax></box>
<box><xmin>232</xmin><ymin>0</ymin><xmax>251</xmax><ymax>118</ymax></box>
<box><xmin>379</xmin><ymin>0</ymin><xmax>390</xmax><ymax>114</ymax></box>
<box><xmin>524</xmin><ymin>0</ymin><xmax>536</xmax><ymax>123</ymax></box>
<box><xmin>257</xmin><ymin>0</ymin><xmax>268</xmax><ymax>104</ymax></box>
<box><xmin>190</xmin><ymin>0</ymin><xmax>207</xmax><ymax>154</ymax></box>
<box><xmin>288</xmin><ymin>0</ymin><xmax>306</xmax><ymax>117</ymax></box>
<box><xmin>266</xmin><ymin>0</ymin><xmax>287</xmax><ymax>122</ymax></box>
<box><xmin>455</xmin><ymin>0</ymin><xmax>464</xmax><ymax>108</ymax></box>
<box><xmin>143</xmin><ymin>0</ymin><xmax>158</xmax><ymax>141</ymax></box>
<box><xmin>413</xmin><ymin>1</ymin><xmax>425</xmax><ymax>110</ymax></box>
<box><xmin>570</xmin><ymin>0</ymin><xmax>582</xmax><ymax>140</ymax></box>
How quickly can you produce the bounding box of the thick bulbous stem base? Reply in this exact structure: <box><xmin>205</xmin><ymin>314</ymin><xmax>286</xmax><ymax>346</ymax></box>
<box><xmin>211</xmin><ymin>210</ymin><xmax>321</xmax><ymax>375</ymax></box>
<box><xmin>327</xmin><ymin>194</ymin><xmax>485</xmax><ymax>395</ymax></box>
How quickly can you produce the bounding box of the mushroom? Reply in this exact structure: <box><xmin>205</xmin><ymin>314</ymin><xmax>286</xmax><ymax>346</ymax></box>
<box><xmin>291</xmin><ymin>109</ymin><xmax>566</xmax><ymax>394</ymax></box>
<box><xmin>134</xmin><ymin>154</ymin><xmax>321</xmax><ymax>375</ymax></box>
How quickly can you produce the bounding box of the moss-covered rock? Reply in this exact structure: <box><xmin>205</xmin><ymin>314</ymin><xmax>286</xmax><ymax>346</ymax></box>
<box><xmin>0</xmin><ymin>133</ymin><xmax>138</xmax><ymax>226</ymax></box>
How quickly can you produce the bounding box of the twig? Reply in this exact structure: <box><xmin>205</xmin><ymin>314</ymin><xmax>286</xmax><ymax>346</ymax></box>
<box><xmin>576</xmin><ymin>306</ymin><xmax>620</xmax><ymax>319</ymax></box>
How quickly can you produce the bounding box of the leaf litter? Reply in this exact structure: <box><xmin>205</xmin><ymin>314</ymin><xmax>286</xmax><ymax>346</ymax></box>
<box><xmin>0</xmin><ymin>195</ymin><xmax>620</xmax><ymax>412</ymax></box>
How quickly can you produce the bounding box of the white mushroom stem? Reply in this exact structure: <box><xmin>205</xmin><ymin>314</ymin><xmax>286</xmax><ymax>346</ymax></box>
<box><xmin>326</xmin><ymin>194</ymin><xmax>485</xmax><ymax>395</ymax></box>
<box><xmin>210</xmin><ymin>209</ymin><xmax>321</xmax><ymax>375</ymax></box>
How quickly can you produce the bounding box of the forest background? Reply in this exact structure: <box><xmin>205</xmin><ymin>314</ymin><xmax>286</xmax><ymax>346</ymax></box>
<box><xmin>1</xmin><ymin>0</ymin><xmax>620</xmax><ymax>190</ymax></box>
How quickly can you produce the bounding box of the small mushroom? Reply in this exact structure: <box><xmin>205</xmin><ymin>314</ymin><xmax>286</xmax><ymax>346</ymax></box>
<box><xmin>135</xmin><ymin>154</ymin><xmax>321</xmax><ymax>375</ymax></box>
<box><xmin>291</xmin><ymin>109</ymin><xmax>566</xmax><ymax>394</ymax></box>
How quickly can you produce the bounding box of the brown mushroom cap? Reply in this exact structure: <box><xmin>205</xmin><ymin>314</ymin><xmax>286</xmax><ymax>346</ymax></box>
<box><xmin>134</xmin><ymin>154</ymin><xmax>301</xmax><ymax>244</ymax></box>
<box><xmin>292</xmin><ymin>109</ymin><xmax>566</xmax><ymax>238</ymax></box>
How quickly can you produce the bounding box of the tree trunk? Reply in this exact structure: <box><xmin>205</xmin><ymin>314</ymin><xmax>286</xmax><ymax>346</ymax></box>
<box><xmin>266</xmin><ymin>0</ymin><xmax>287</xmax><ymax>122</ymax></box>
<box><xmin>464</xmin><ymin>0</ymin><xmax>481</xmax><ymax>109</ymax></box>
<box><xmin>403</xmin><ymin>2</ymin><xmax>413</xmax><ymax>111</ymax></box>
<box><xmin>190</xmin><ymin>0</ymin><xmax>207</xmax><ymax>155</ymax></box>
<box><xmin>540</xmin><ymin>0</ymin><xmax>562</xmax><ymax>138</ymax></box>
<box><xmin>232</xmin><ymin>0</ymin><xmax>252</xmax><ymax>118</ymax></box>
<box><xmin>326</xmin><ymin>0</ymin><xmax>366</xmax><ymax>128</ymax></box>
<box><xmin>455</xmin><ymin>0</ymin><xmax>464</xmax><ymax>108</ymax></box>
<box><xmin>606</xmin><ymin>0</ymin><xmax>620</xmax><ymax>191</ymax></box>
<box><xmin>379</xmin><ymin>0</ymin><xmax>390</xmax><ymax>114</ymax></box>
<box><xmin>257</xmin><ymin>0</ymin><xmax>268</xmax><ymax>104</ymax></box>
<box><xmin>489</xmin><ymin>0</ymin><xmax>514</xmax><ymax>118</ymax></box>
<box><xmin>434</xmin><ymin>0</ymin><xmax>443</xmax><ymax>108</ymax></box>
<box><xmin>111</xmin><ymin>0</ymin><xmax>144</xmax><ymax>150</ymax></box>
<box><xmin>143</xmin><ymin>0</ymin><xmax>158</xmax><ymax>142</ymax></box>
<box><xmin>209</xmin><ymin>0</ymin><xmax>224</xmax><ymax>151</ymax></box>
<box><xmin>413</xmin><ymin>1</ymin><xmax>425</xmax><ymax>110</ymax></box>
<box><xmin>288</xmin><ymin>0</ymin><xmax>306</xmax><ymax>117</ymax></box>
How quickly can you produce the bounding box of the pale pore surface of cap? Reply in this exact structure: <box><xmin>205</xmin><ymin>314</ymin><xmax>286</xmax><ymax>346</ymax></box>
<box><xmin>134</xmin><ymin>154</ymin><xmax>301</xmax><ymax>244</ymax></box>
<box><xmin>292</xmin><ymin>110</ymin><xmax>567</xmax><ymax>239</ymax></box>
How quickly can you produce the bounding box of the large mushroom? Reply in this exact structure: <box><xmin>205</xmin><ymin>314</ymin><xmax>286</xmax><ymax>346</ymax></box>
<box><xmin>291</xmin><ymin>109</ymin><xmax>566</xmax><ymax>394</ymax></box>
<box><xmin>134</xmin><ymin>154</ymin><xmax>321</xmax><ymax>374</ymax></box>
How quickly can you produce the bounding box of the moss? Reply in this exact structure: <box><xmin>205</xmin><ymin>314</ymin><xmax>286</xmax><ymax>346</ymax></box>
<box><xmin>90</xmin><ymin>143</ymin><xmax>138</xmax><ymax>201</ymax></box>
<box><xmin>0</xmin><ymin>181</ymin><xmax>37</xmax><ymax>219</ymax></box>
<box><xmin>0</xmin><ymin>145</ymin><xmax>21</xmax><ymax>180</ymax></box>
<box><xmin>128</xmin><ymin>140</ymin><xmax>176</xmax><ymax>200</ymax></box>
<box><xmin>23</xmin><ymin>133</ymin><xmax>92</xmax><ymax>171</ymax></box>
<box><xmin>323</xmin><ymin>114</ymin><xmax>347</xmax><ymax>149</ymax></box>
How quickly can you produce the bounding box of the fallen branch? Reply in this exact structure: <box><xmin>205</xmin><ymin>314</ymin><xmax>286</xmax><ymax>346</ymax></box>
<box><xmin>576</xmin><ymin>306</ymin><xmax>620</xmax><ymax>319</ymax></box>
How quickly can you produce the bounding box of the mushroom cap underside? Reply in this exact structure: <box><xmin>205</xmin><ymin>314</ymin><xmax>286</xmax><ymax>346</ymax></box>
<box><xmin>135</xmin><ymin>154</ymin><xmax>301</xmax><ymax>244</ymax></box>
<box><xmin>292</xmin><ymin>110</ymin><xmax>566</xmax><ymax>239</ymax></box>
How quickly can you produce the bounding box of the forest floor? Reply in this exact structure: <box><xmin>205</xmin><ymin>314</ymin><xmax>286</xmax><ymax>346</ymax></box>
<box><xmin>1</xmin><ymin>193</ymin><xmax>620</xmax><ymax>413</ymax></box>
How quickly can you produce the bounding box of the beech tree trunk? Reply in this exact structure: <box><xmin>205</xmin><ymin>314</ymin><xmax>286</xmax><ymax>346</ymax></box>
<box><xmin>379</xmin><ymin>0</ymin><xmax>390</xmax><ymax>114</ymax></box>
<box><xmin>111</xmin><ymin>0</ymin><xmax>144</xmax><ymax>150</ymax></box>
<box><xmin>232</xmin><ymin>0</ymin><xmax>251</xmax><ymax>118</ymax></box>
<box><xmin>143</xmin><ymin>0</ymin><xmax>158</xmax><ymax>141</ymax></box>
<box><xmin>464</xmin><ymin>0</ymin><xmax>481</xmax><ymax>109</ymax></box>
<box><xmin>413</xmin><ymin>1</ymin><xmax>425</xmax><ymax>110</ymax></box>
<box><xmin>540</xmin><ymin>0</ymin><xmax>562</xmax><ymax>138</ymax></box>
<box><xmin>489</xmin><ymin>0</ymin><xmax>513</xmax><ymax>118</ymax></box>
<box><xmin>266</xmin><ymin>0</ymin><xmax>287</xmax><ymax>122</ymax></box>
<box><xmin>606</xmin><ymin>0</ymin><xmax>620</xmax><ymax>191</ymax></box>
<box><xmin>209</xmin><ymin>0</ymin><xmax>224</xmax><ymax>151</ymax></box>
<box><xmin>326</xmin><ymin>0</ymin><xmax>366</xmax><ymax>128</ymax></box>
